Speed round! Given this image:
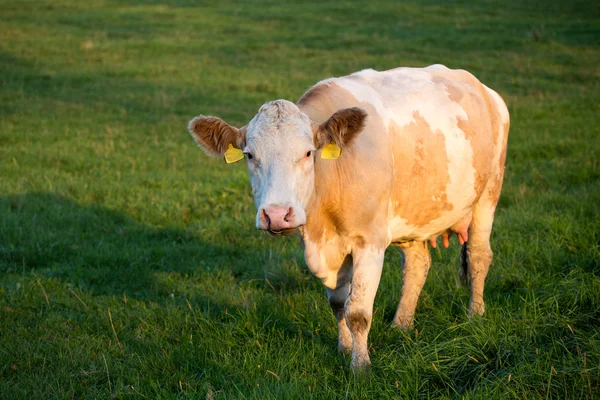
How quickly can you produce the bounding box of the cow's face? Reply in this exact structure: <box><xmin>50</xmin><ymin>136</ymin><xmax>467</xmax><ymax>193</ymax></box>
<box><xmin>189</xmin><ymin>100</ymin><xmax>366</xmax><ymax>236</ymax></box>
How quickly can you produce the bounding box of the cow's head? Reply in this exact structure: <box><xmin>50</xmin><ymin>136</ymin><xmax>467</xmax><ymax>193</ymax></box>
<box><xmin>188</xmin><ymin>100</ymin><xmax>366</xmax><ymax>236</ymax></box>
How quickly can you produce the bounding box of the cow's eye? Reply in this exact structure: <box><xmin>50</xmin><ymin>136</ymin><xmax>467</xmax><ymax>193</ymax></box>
<box><xmin>245</xmin><ymin>153</ymin><xmax>253</xmax><ymax>160</ymax></box>
<box><xmin>306</xmin><ymin>151</ymin><xmax>312</xmax><ymax>158</ymax></box>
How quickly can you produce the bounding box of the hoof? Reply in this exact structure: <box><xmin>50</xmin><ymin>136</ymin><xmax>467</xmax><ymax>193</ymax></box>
<box><xmin>392</xmin><ymin>316</ymin><xmax>414</xmax><ymax>331</ymax></box>
<box><xmin>351</xmin><ymin>354</ymin><xmax>371</xmax><ymax>370</ymax></box>
<box><xmin>338</xmin><ymin>342</ymin><xmax>352</xmax><ymax>354</ymax></box>
<box><xmin>468</xmin><ymin>302</ymin><xmax>485</xmax><ymax>318</ymax></box>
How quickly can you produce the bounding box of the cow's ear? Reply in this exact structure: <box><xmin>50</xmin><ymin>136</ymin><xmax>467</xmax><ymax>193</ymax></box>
<box><xmin>314</xmin><ymin>107</ymin><xmax>367</xmax><ymax>149</ymax></box>
<box><xmin>188</xmin><ymin>116</ymin><xmax>246</xmax><ymax>156</ymax></box>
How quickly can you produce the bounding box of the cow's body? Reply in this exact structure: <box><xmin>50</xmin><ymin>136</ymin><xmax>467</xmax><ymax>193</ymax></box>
<box><xmin>297</xmin><ymin>65</ymin><xmax>509</xmax><ymax>289</ymax></box>
<box><xmin>188</xmin><ymin>65</ymin><xmax>509</xmax><ymax>369</ymax></box>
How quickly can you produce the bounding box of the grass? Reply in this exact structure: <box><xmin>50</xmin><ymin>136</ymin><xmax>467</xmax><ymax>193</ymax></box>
<box><xmin>1</xmin><ymin>0</ymin><xmax>599</xmax><ymax>398</ymax></box>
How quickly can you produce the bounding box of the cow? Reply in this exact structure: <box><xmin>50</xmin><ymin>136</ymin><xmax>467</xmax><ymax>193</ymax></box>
<box><xmin>188</xmin><ymin>65</ymin><xmax>509</xmax><ymax>369</ymax></box>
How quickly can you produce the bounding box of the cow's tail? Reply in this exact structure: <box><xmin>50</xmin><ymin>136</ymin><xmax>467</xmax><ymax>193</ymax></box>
<box><xmin>458</xmin><ymin>243</ymin><xmax>469</xmax><ymax>287</ymax></box>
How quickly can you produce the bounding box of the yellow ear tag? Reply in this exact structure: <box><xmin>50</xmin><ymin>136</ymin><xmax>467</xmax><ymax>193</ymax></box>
<box><xmin>224</xmin><ymin>144</ymin><xmax>244</xmax><ymax>164</ymax></box>
<box><xmin>321</xmin><ymin>142</ymin><xmax>342</xmax><ymax>160</ymax></box>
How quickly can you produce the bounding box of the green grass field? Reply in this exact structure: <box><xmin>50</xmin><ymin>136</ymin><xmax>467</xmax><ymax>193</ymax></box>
<box><xmin>1</xmin><ymin>0</ymin><xmax>599</xmax><ymax>398</ymax></box>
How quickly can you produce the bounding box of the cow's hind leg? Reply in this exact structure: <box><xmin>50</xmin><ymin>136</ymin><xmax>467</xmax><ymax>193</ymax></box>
<box><xmin>345</xmin><ymin>246</ymin><xmax>385</xmax><ymax>369</ymax></box>
<box><xmin>464</xmin><ymin>176</ymin><xmax>504</xmax><ymax>317</ymax></box>
<box><xmin>393</xmin><ymin>241</ymin><xmax>431</xmax><ymax>329</ymax></box>
<box><xmin>326</xmin><ymin>255</ymin><xmax>353</xmax><ymax>353</ymax></box>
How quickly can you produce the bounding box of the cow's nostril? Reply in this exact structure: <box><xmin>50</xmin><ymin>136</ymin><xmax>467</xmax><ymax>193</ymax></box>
<box><xmin>284</xmin><ymin>207</ymin><xmax>293</xmax><ymax>222</ymax></box>
<box><xmin>263</xmin><ymin>209</ymin><xmax>271</xmax><ymax>225</ymax></box>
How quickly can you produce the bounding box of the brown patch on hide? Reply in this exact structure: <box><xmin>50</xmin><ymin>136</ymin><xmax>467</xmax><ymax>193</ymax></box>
<box><xmin>465</xmin><ymin>87</ymin><xmax>500</xmax><ymax>198</ymax></box>
<box><xmin>458</xmin><ymin>117</ymin><xmax>490</xmax><ymax>196</ymax></box>
<box><xmin>486</xmin><ymin>171</ymin><xmax>504</xmax><ymax>205</ymax></box>
<box><xmin>188</xmin><ymin>116</ymin><xmax>246</xmax><ymax>156</ymax></box>
<box><xmin>432</xmin><ymin>75</ymin><xmax>464</xmax><ymax>104</ymax></box>
<box><xmin>390</xmin><ymin>112</ymin><xmax>453</xmax><ymax>226</ymax></box>
<box><xmin>436</xmin><ymin>69</ymin><xmax>501</xmax><ymax>141</ymax></box>
<box><xmin>298</xmin><ymin>83</ymin><xmax>333</xmax><ymax>109</ymax></box>
<box><xmin>346</xmin><ymin>310</ymin><xmax>369</xmax><ymax>332</ymax></box>
<box><xmin>353</xmin><ymin>235</ymin><xmax>366</xmax><ymax>248</ymax></box>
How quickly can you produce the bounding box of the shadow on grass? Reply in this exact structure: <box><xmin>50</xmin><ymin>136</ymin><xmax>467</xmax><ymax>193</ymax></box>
<box><xmin>0</xmin><ymin>192</ymin><xmax>310</xmax><ymax>302</ymax></box>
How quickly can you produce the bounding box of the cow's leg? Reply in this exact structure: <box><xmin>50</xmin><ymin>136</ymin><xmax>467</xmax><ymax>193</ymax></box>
<box><xmin>344</xmin><ymin>246</ymin><xmax>385</xmax><ymax>369</ymax></box>
<box><xmin>465</xmin><ymin>206</ymin><xmax>493</xmax><ymax>317</ymax></box>
<box><xmin>326</xmin><ymin>255</ymin><xmax>353</xmax><ymax>353</ymax></box>
<box><xmin>392</xmin><ymin>241</ymin><xmax>431</xmax><ymax>329</ymax></box>
<box><xmin>466</xmin><ymin>175</ymin><xmax>504</xmax><ymax>317</ymax></box>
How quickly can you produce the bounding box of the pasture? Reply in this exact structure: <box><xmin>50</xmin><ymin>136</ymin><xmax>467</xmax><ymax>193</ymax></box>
<box><xmin>1</xmin><ymin>0</ymin><xmax>599</xmax><ymax>398</ymax></box>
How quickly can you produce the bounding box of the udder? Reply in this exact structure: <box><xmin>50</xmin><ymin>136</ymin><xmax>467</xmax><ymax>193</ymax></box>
<box><xmin>428</xmin><ymin>212</ymin><xmax>472</xmax><ymax>249</ymax></box>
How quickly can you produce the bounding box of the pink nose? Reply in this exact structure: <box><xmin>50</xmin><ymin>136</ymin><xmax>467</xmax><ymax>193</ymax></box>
<box><xmin>261</xmin><ymin>206</ymin><xmax>295</xmax><ymax>232</ymax></box>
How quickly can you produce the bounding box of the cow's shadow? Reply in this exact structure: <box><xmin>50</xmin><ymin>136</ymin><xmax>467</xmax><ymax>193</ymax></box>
<box><xmin>0</xmin><ymin>192</ymin><xmax>316</xmax><ymax>314</ymax></box>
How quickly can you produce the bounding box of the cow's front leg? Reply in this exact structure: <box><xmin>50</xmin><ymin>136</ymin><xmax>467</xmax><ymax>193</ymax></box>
<box><xmin>326</xmin><ymin>255</ymin><xmax>353</xmax><ymax>353</ymax></box>
<box><xmin>327</xmin><ymin>284</ymin><xmax>352</xmax><ymax>353</ymax></box>
<box><xmin>345</xmin><ymin>246</ymin><xmax>385</xmax><ymax>370</ymax></box>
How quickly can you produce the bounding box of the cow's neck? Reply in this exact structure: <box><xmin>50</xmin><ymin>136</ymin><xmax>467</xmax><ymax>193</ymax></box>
<box><xmin>297</xmin><ymin>101</ymin><xmax>351</xmax><ymax>243</ymax></box>
<box><xmin>303</xmin><ymin>154</ymin><xmax>350</xmax><ymax>241</ymax></box>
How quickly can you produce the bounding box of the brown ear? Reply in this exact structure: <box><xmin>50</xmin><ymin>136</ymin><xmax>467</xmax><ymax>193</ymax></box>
<box><xmin>188</xmin><ymin>116</ymin><xmax>246</xmax><ymax>156</ymax></box>
<box><xmin>314</xmin><ymin>107</ymin><xmax>367</xmax><ymax>149</ymax></box>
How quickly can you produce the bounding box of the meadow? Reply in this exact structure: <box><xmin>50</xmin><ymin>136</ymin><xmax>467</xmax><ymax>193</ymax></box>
<box><xmin>1</xmin><ymin>0</ymin><xmax>599</xmax><ymax>398</ymax></box>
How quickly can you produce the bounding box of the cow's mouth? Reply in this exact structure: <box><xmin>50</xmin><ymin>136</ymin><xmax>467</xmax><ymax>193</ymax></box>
<box><xmin>267</xmin><ymin>227</ymin><xmax>298</xmax><ymax>237</ymax></box>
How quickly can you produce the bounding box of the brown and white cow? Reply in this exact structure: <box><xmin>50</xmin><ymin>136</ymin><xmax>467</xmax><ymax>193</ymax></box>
<box><xmin>188</xmin><ymin>65</ymin><xmax>509</xmax><ymax>369</ymax></box>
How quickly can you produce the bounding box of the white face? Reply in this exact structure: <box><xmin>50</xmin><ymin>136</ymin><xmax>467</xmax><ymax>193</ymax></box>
<box><xmin>243</xmin><ymin>100</ymin><xmax>315</xmax><ymax>235</ymax></box>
